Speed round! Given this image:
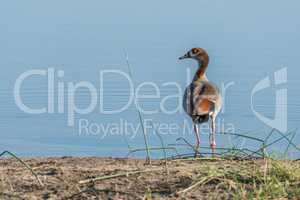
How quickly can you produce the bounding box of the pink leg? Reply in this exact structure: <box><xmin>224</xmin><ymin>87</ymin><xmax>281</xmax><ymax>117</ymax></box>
<box><xmin>210</xmin><ymin>117</ymin><xmax>216</xmax><ymax>157</ymax></box>
<box><xmin>194</xmin><ymin>124</ymin><xmax>200</xmax><ymax>157</ymax></box>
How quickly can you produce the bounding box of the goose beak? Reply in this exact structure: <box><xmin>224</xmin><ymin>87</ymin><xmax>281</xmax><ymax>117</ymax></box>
<box><xmin>179</xmin><ymin>53</ymin><xmax>189</xmax><ymax>60</ymax></box>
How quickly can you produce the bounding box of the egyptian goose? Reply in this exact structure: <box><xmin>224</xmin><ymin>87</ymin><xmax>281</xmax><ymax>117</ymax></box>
<box><xmin>179</xmin><ymin>48</ymin><xmax>222</xmax><ymax>157</ymax></box>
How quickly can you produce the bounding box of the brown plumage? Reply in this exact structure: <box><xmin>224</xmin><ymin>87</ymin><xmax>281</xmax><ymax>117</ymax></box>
<box><xmin>179</xmin><ymin>48</ymin><xmax>222</xmax><ymax>157</ymax></box>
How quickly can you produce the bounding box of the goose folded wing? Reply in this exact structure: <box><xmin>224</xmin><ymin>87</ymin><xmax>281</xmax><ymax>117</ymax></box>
<box><xmin>193</xmin><ymin>82</ymin><xmax>219</xmax><ymax>115</ymax></box>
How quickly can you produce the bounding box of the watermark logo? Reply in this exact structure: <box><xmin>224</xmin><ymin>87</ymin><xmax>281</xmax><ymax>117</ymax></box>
<box><xmin>251</xmin><ymin>67</ymin><xmax>287</xmax><ymax>133</ymax></box>
<box><xmin>13</xmin><ymin>66</ymin><xmax>288</xmax><ymax>139</ymax></box>
<box><xmin>13</xmin><ymin>67</ymin><xmax>235</xmax><ymax>130</ymax></box>
<box><xmin>77</xmin><ymin>118</ymin><xmax>235</xmax><ymax>139</ymax></box>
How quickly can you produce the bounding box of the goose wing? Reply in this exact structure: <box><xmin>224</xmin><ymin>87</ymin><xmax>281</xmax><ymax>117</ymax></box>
<box><xmin>183</xmin><ymin>81</ymin><xmax>221</xmax><ymax>116</ymax></box>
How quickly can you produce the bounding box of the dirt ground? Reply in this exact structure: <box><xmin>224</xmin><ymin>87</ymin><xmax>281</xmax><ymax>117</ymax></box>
<box><xmin>0</xmin><ymin>157</ymin><xmax>284</xmax><ymax>199</ymax></box>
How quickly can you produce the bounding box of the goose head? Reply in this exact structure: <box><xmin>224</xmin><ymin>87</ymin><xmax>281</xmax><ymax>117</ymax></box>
<box><xmin>179</xmin><ymin>48</ymin><xmax>209</xmax><ymax>64</ymax></box>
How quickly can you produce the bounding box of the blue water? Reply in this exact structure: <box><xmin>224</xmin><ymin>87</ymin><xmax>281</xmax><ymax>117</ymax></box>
<box><xmin>0</xmin><ymin>1</ymin><xmax>299</xmax><ymax>158</ymax></box>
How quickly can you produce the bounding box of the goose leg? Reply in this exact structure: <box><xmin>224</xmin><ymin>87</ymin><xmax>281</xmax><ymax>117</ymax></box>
<box><xmin>193</xmin><ymin>123</ymin><xmax>200</xmax><ymax>157</ymax></box>
<box><xmin>210</xmin><ymin>116</ymin><xmax>216</xmax><ymax>157</ymax></box>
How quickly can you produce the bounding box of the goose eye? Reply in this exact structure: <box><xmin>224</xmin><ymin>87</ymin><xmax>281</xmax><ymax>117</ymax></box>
<box><xmin>192</xmin><ymin>49</ymin><xmax>198</xmax><ymax>54</ymax></box>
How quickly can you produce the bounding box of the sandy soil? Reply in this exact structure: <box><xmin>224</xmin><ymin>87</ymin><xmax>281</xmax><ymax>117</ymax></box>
<box><xmin>0</xmin><ymin>157</ymin><xmax>264</xmax><ymax>200</ymax></box>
